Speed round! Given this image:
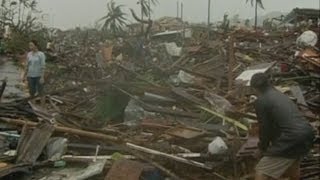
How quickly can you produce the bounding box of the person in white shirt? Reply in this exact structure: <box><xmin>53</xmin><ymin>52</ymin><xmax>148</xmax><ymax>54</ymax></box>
<box><xmin>24</xmin><ymin>40</ymin><xmax>46</xmax><ymax>97</ymax></box>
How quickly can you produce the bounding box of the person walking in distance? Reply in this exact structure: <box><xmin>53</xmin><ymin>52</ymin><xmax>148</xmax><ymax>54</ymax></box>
<box><xmin>251</xmin><ymin>73</ymin><xmax>315</xmax><ymax>180</ymax></box>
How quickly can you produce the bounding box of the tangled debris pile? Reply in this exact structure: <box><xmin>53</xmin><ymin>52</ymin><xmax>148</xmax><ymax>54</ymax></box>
<box><xmin>0</xmin><ymin>25</ymin><xmax>319</xmax><ymax>179</ymax></box>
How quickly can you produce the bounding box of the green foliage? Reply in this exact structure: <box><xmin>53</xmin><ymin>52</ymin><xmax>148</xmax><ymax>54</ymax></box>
<box><xmin>100</xmin><ymin>0</ymin><xmax>128</xmax><ymax>37</ymax></box>
<box><xmin>4</xmin><ymin>32</ymin><xmax>28</xmax><ymax>53</ymax></box>
<box><xmin>4</xmin><ymin>27</ymin><xmax>49</xmax><ymax>54</ymax></box>
<box><xmin>0</xmin><ymin>0</ymin><xmax>47</xmax><ymax>54</ymax></box>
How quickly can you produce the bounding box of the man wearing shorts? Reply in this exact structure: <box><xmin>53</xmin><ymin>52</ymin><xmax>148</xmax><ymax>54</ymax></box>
<box><xmin>250</xmin><ymin>73</ymin><xmax>315</xmax><ymax>180</ymax></box>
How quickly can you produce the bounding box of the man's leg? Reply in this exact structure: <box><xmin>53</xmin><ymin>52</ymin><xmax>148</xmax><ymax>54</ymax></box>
<box><xmin>255</xmin><ymin>172</ymin><xmax>273</xmax><ymax>180</ymax></box>
<box><xmin>255</xmin><ymin>156</ymin><xmax>296</xmax><ymax>180</ymax></box>
<box><xmin>283</xmin><ymin>160</ymin><xmax>300</xmax><ymax>180</ymax></box>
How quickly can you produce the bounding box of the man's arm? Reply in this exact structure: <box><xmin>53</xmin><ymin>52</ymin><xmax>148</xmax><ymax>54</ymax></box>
<box><xmin>254</xmin><ymin>99</ymin><xmax>273</xmax><ymax>152</ymax></box>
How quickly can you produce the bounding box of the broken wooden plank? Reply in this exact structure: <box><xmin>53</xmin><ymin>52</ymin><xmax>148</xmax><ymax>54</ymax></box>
<box><xmin>143</xmin><ymin>104</ymin><xmax>200</xmax><ymax>119</ymax></box>
<box><xmin>290</xmin><ymin>85</ymin><xmax>308</xmax><ymax>106</ymax></box>
<box><xmin>165</xmin><ymin>126</ymin><xmax>206</xmax><ymax>139</ymax></box>
<box><xmin>0</xmin><ymin>117</ymin><xmax>119</xmax><ymax>142</ymax></box>
<box><xmin>62</xmin><ymin>155</ymin><xmax>135</xmax><ymax>161</ymax></box>
<box><xmin>176</xmin><ymin>153</ymin><xmax>202</xmax><ymax>158</ymax></box>
<box><xmin>15</xmin><ymin>123</ymin><xmax>30</xmax><ymax>157</ymax></box>
<box><xmin>0</xmin><ymin>163</ymin><xmax>31</xmax><ymax>178</ymax></box>
<box><xmin>126</xmin><ymin>143</ymin><xmax>212</xmax><ymax>170</ymax></box>
<box><xmin>167</xmin><ymin>54</ymin><xmax>188</xmax><ymax>71</ymax></box>
<box><xmin>178</xmin><ymin>66</ymin><xmax>221</xmax><ymax>81</ymax></box>
<box><xmin>16</xmin><ymin>121</ymin><xmax>55</xmax><ymax>164</ymax></box>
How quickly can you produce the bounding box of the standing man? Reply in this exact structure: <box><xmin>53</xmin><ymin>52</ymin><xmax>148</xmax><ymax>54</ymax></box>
<box><xmin>251</xmin><ymin>73</ymin><xmax>314</xmax><ymax>180</ymax></box>
<box><xmin>24</xmin><ymin>40</ymin><xmax>46</xmax><ymax>97</ymax></box>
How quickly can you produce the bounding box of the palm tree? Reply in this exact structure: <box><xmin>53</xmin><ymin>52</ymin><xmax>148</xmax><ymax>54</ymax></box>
<box><xmin>100</xmin><ymin>0</ymin><xmax>127</xmax><ymax>37</ymax></box>
<box><xmin>138</xmin><ymin>0</ymin><xmax>158</xmax><ymax>20</ymax></box>
<box><xmin>246</xmin><ymin>0</ymin><xmax>264</xmax><ymax>29</ymax></box>
<box><xmin>137</xmin><ymin>0</ymin><xmax>158</xmax><ymax>33</ymax></box>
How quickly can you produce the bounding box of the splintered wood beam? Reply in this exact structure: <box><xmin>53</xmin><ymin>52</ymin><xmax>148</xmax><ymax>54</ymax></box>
<box><xmin>0</xmin><ymin>118</ymin><xmax>119</xmax><ymax>142</ymax></box>
<box><xmin>126</xmin><ymin>142</ymin><xmax>213</xmax><ymax>170</ymax></box>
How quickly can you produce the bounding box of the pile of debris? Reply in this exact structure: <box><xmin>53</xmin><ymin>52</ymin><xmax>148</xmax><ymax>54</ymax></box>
<box><xmin>0</xmin><ymin>26</ymin><xmax>319</xmax><ymax>180</ymax></box>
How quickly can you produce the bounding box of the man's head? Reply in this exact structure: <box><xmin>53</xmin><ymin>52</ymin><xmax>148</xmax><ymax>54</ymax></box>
<box><xmin>251</xmin><ymin>73</ymin><xmax>271</xmax><ymax>94</ymax></box>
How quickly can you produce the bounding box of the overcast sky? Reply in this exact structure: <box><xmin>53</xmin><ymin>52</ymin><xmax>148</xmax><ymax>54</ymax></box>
<box><xmin>38</xmin><ymin>0</ymin><xmax>319</xmax><ymax>29</ymax></box>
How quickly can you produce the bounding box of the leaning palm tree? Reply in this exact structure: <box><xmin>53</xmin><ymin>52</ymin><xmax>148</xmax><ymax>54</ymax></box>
<box><xmin>100</xmin><ymin>0</ymin><xmax>127</xmax><ymax>37</ymax></box>
<box><xmin>246</xmin><ymin>0</ymin><xmax>264</xmax><ymax>29</ymax></box>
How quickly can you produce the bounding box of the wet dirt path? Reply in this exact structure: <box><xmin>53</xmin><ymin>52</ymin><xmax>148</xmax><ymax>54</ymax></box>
<box><xmin>0</xmin><ymin>56</ymin><xmax>27</xmax><ymax>102</ymax></box>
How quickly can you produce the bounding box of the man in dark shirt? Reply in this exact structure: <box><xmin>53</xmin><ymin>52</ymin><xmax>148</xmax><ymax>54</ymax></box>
<box><xmin>250</xmin><ymin>73</ymin><xmax>314</xmax><ymax>180</ymax></box>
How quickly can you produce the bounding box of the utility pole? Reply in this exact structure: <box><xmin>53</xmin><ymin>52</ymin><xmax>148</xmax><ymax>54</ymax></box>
<box><xmin>207</xmin><ymin>0</ymin><xmax>211</xmax><ymax>25</ymax></box>
<box><xmin>148</xmin><ymin>0</ymin><xmax>151</xmax><ymax>20</ymax></box>
<box><xmin>181</xmin><ymin>1</ymin><xmax>183</xmax><ymax>20</ymax></box>
<box><xmin>177</xmin><ymin>1</ymin><xmax>180</xmax><ymax>18</ymax></box>
<box><xmin>207</xmin><ymin>0</ymin><xmax>211</xmax><ymax>39</ymax></box>
<box><xmin>181</xmin><ymin>1</ymin><xmax>185</xmax><ymax>39</ymax></box>
<box><xmin>140</xmin><ymin>0</ymin><xmax>144</xmax><ymax>34</ymax></box>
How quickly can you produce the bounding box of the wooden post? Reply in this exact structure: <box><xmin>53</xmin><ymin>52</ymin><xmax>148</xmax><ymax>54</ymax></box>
<box><xmin>228</xmin><ymin>35</ymin><xmax>235</xmax><ymax>92</ymax></box>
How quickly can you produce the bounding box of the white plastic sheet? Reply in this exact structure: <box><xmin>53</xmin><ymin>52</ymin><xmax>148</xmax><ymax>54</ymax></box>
<box><xmin>208</xmin><ymin>137</ymin><xmax>228</xmax><ymax>155</ymax></box>
<box><xmin>165</xmin><ymin>42</ymin><xmax>182</xmax><ymax>57</ymax></box>
<box><xmin>296</xmin><ymin>30</ymin><xmax>318</xmax><ymax>47</ymax></box>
